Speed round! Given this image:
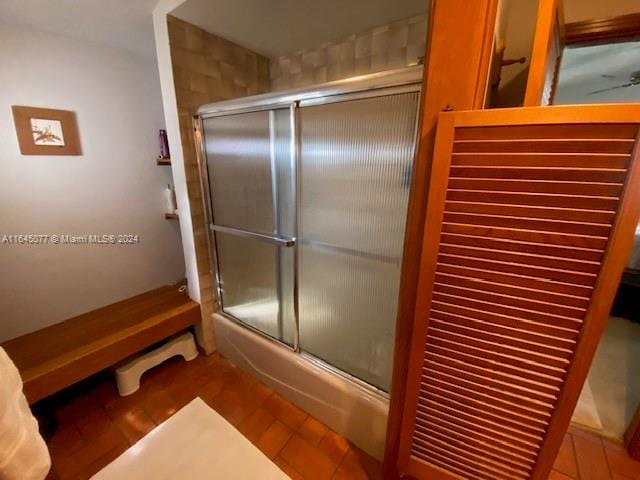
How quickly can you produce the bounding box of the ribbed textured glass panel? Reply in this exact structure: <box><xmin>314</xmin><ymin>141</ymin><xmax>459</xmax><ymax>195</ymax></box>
<box><xmin>298</xmin><ymin>92</ymin><xmax>419</xmax><ymax>391</ymax></box>
<box><xmin>215</xmin><ymin>232</ymin><xmax>280</xmax><ymax>339</ymax></box>
<box><xmin>203</xmin><ymin>111</ymin><xmax>275</xmax><ymax>234</ymax></box>
<box><xmin>205</xmin><ymin>109</ymin><xmax>295</xmax><ymax>345</ymax></box>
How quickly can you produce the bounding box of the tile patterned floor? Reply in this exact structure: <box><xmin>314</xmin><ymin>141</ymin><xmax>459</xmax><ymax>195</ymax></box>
<box><xmin>551</xmin><ymin>426</ymin><xmax>640</xmax><ymax>480</ymax></box>
<box><xmin>40</xmin><ymin>351</ymin><xmax>640</xmax><ymax>480</ymax></box>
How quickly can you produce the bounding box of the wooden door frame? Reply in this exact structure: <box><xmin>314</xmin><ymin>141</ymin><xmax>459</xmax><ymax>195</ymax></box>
<box><xmin>383</xmin><ymin>0</ymin><xmax>500</xmax><ymax>477</ymax></box>
<box><xmin>565</xmin><ymin>12</ymin><xmax>640</xmax><ymax>45</ymax></box>
<box><xmin>524</xmin><ymin>0</ymin><xmax>565</xmax><ymax>106</ymax></box>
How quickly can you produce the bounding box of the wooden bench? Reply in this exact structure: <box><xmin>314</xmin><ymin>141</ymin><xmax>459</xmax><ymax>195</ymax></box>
<box><xmin>1</xmin><ymin>283</ymin><xmax>201</xmax><ymax>404</ymax></box>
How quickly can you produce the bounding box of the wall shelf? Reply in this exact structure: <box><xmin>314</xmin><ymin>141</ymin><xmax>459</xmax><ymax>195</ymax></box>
<box><xmin>157</xmin><ymin>157</ymin><xmax>171</xmax><ymax>166</ymax></box>
<box><xmin>165</xmin><ymin>213</ymin><xmax>178</xmax><ymax>220</ymax></box>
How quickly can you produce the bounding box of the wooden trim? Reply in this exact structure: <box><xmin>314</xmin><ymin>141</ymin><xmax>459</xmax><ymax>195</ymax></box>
<box><xmin>11</xmin><ymin>105</ymin><xmax>81</xmax><ymax>156</ymax></box>
<box><xmin>450</xmin><ymin>103</ymin><xmax>640</xmax><ymax>124</ymax></box>
<box><xmin>397</xmin><ymin>111</ymin><xmax>457</xmax><ymax>473</ymax></box>
<box><xmin>524</xmin><ymin>0</ymin><xmax>565</xmax><ymax>106</ymax></box>
<box><xmin>474</xmin><ymin>0</ymin><xmax>501</xmax><ymax>108</ymax></box>
<box><xmin>565</xmin><ymin>13</ymin><xmax>640</xmax><ymax>45</ymax></box>
<box><xmin>383</xmin><ymin>1</ymin><xmax>500</xmax><ymax>478</ymax></box>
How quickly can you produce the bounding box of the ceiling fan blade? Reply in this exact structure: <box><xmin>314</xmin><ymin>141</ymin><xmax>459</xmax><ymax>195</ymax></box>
<box><xmin>587</xmin><ymin>82</ymin><xmax>633</xmax><ymax>95</ymax></box>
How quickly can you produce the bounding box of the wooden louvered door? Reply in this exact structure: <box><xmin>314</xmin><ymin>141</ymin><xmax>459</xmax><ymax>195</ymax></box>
<box><xmin>396</xmin><ymin>105</ymin><xmax>640</xmax><ymax>480</ymax></box>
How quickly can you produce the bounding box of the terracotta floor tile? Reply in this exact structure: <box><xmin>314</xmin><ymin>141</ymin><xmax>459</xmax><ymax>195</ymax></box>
<box><xmin>47</xmin><ymin>424</ymin><xmax>85</xmax><ymax>457</ymax></box>
<box><xmin>256</xmin><ymin>420</ymin><xmax>293</xmax><ymax>459</ymax></box>
<box><xmin>197</xmin><ymin>375</ymin><xmax>226</xmax><ymax>402</ymax></box>
<box><xmin>279</xmin><ymin>434</ymin><xmax>337</xmax><ymax>480</ymax></box>
<box><xmin>206</xmin><ymin>379</ymin><xmax>266</xmax><ymax>426</ymax></box>
<box><xmin>549</xmin><ymin>470</ymin><xmax>576</xmax><ymax>480</ymax></box>
<box><xmin>318</xmin><ymin>429</ymin><xmax>351</xmax><ymax>464</ymax></box>
<box><xmin>262</xmin><ymin>393</ymin><xmax>308</xmax><ymax>430</ymax></box>
<box><xmin>70</xmin><ymin>441</ymin><xmax>128</xmax><ymax>480</ymax></box>
<box><xmin>333</xmin><ymin>446</ymin><xmax>382</xmax><ymax>480</ymax></box>
<box><xmin>569</xmin><ymin>425</ymin><xmax>605</xmax><ymax>441</ymax></box>
<box><xmin>611</xmin><ymin>474</ymin><xmax>634</xmax><ymax>480</ymax></box>
<box><xmin>143</xmin><ymin>356</ymin><xmax>187</xmax><ymax>386</ymax></box>
<box><xmin>573</xmin><ymin>432</ymin><xmax>613</xmax><ymax>480</ymax></box>
<box><xmin>141</xmin><ymin>388</ymin><xmax>180</xmax><ymax>424</ymax></box>
<box><xmin>44</xmin><ymin>348</ymin><xmax>640</xmax><ymax>480</ymax></box>
<box><xmin>207</xmin><ymin>358</ymin><xmax>244</xmax><ymax>386</ymax></box>
<box><xmin>251</xmin><ymin>379</ymin><xmax>274</xmax><ymax>402</ymax></box>
<box><xmin>52</xmin><ymin>427</ymin><xmax>128</xmax><ymax>479</ymax></box>
<box><xmin>164</xmin><ymin>372</ymin><xmax>210</xmax><ymax>406</ymax></box>
<box><xmin>53</xmin><ymin>378</ymin><xmax>115</xmax><ymax>424</ymax></box>
<box><xmin>114</xmin><ymin>408</ymin><xmax>157</xmax><ymax>445</ymax></box>
<box><xmin>605</xmin><ymin>446</ymin><xmax>640</xmax><ymax>479</ymax></box>
<box><xmin>603</xmin><ymin>438</ymin><xmax>627</xmax><ymax>453</ymax></box>
<box><xmin>102</xmin><ymin>390</ymin><xmax>140</xmax><ymax>418</ymax></box>
<box><xmin>74</xmin><ymin>407</ymin><xmax>114</xmax><ymax>440</ymax></box>
<box><xmin>238</xmin><ymin>407</ymin><xmax>276</xmax><ymax>443</ymax></box>
<box><xmin>298</xmin><ymin>416</ymin><xmax>329</xmax><ymax>446</ymax></box>
<box><xmin>274</xmin><ymin>456</ymin><xmax>305</xmax><ymax>480</ymax></box>
<box><xmin>553</xmin><ymin>433</ymin><xmax>579</xmax><ymax>478</ymax></box>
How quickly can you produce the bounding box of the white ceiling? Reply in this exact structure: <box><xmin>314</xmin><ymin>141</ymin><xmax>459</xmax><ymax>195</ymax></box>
<box><xmin>555</xmin><ymin>41</ymin><xmax>640</xmax><ymax>104</ymax></box>
<box><xmin>171</xmin><ymin>0</ymin><xmax>429</xmax><ymax>58</ymax></box>
<box><xmin>0</xmin><ymin>0</ymin><xmax>159</xmax><ymax>58</ymax></box>
<box><xmin>563</xmin><ymin>0</ymin><xmax>640</xmax><ymax>23</ymax></box>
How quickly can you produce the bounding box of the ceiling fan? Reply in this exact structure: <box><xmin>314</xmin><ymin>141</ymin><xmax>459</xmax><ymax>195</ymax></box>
<box><xmin>587</xmin><ymin>70</ymin><xmax>640</xmax><ymax>95</ymax></box>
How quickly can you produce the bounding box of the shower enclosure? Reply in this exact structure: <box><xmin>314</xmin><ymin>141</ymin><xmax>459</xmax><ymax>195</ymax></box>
<box><xmin>196</xmin><ymin>67</ymin><xmax>421</xmax><ymax>400</ymax></box>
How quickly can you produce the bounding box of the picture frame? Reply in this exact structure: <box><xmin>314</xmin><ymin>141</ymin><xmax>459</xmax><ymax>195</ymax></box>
<box><xmin>12</xmin><ymin>106</ymin><xmax>81</xmax><ymax>155</ymax></box>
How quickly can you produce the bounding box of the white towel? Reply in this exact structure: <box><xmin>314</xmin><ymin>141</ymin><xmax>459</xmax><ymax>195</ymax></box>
<box><xmin>0</xmin><ymin>347</ymin><xmax>50</xmax><ymax>480</ymax></box>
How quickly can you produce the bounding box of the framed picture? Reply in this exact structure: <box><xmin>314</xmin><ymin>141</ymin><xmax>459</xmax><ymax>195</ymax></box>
<box><xmin>12</xmin><ymin>106</ymin><xmax>81</xmax><ymax>155</ymax></box>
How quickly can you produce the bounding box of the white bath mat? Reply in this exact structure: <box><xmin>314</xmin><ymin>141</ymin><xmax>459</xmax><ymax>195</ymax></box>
<box><xmin>92</xmin><ymin>397</ymin><xmax>289</xmax><ymax>480</ymax></box>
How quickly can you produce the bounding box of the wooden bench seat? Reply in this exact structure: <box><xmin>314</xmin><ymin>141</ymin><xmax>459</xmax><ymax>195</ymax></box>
<box><xmin>1</xmin><ymin>283</ymin><xmax>201</xmax><ymax>404</ymax></box>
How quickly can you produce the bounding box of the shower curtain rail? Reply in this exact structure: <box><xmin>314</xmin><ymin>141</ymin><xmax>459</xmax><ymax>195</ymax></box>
<box><xmin>196</xmin><ymin>66</ymin><xmax>424</xmax><ymax>117</ymax></box>
<box><xmin>209</xmin><ymin>224</ymin><xmax>295</xmax><ymax>247</ymax></box>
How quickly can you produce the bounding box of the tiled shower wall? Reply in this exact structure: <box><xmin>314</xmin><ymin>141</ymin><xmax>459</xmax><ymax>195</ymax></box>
<box><xmin>167</xmin><ymin>15</ymin><xmax>270</xmax><ymax>347</ymax></box>
<box><xmin>166</xmin><ymin>13</ymin><xmax>426</xmax><ymax>349</ymax></box>
<box><xmin>270</xmin><ymin>13</ymin><xmax>428</xmax><ymax>91</ymax></box>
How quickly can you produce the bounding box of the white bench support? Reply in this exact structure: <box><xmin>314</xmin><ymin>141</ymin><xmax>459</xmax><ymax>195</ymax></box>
<box><xmin>115</xmin><ymin>331</ymin><xmax>198</xmax><ymax>396</ymax></box>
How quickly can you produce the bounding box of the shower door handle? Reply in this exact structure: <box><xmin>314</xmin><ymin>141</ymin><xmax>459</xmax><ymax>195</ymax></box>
<box><xmin>210</xmin><ymin>224</ymin><xmax>296</xmax><ymax>247</ymax></box>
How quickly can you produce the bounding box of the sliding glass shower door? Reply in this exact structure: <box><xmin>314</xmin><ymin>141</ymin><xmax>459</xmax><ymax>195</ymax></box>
<box><xmin>298</xmin><ymin>92</ymin><xmax>419</xmax><ymax>391</ymax></box>
<box><xmin>202</xmin><ymin>108</ymin><xmax>296</xmax><ymax>345</ymax></box>
<box><xmin>201</xmin><ymin>83</ymin><xmax>419</xmax><ymax>392</ymax></box>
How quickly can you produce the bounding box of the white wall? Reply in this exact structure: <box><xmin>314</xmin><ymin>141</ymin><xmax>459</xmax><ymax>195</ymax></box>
<box><xmin>153</xmin><ymin>0</ymin><xmax>200</xmax><ymax>304</ymax></box>
<box><xmin>564</xmin><ymin>0</ymin><xmax>639</xmax><ymax>22</ymax></box>
<box><xmin>0</xmin><ymin>22</ymin><xmax>185</xmax><ymax>341</ymax></box>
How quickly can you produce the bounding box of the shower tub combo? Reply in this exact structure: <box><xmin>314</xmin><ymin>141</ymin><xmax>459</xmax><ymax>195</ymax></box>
<box><xmin>194</xmin><ymin>67</ymin><xmax>422</xmax><ymax>458</ymax></box>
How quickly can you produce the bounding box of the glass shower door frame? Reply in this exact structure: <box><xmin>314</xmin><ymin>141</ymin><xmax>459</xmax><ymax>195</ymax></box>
<box><xmin>194</xmin><ymin>69</ymin><xmax>423</xmax><ymax>392</ymax></box>
<box><xmin>197</xmin><ymin>103</ymin><xmax>300</xmax><ymax>351</ymax></box>
<box><xmin>296</xmin><ymin>87</ymin><xmax>422</xmax><ymax>391</ymax></box>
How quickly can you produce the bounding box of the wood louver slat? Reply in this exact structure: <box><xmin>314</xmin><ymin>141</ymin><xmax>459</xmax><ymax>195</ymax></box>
<box><xmin>398</xmin><ymin>106</ymin><xmax>640</xmax><ymax>480</ymax></box>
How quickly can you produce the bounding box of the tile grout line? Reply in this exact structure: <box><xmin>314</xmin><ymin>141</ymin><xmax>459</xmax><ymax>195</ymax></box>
<box><xmin>571</xmin><ymin>432</ymin><xmax>587</xmax><ymax>480</ymax></box>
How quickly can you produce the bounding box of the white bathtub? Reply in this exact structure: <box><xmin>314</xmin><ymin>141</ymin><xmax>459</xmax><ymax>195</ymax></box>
<box><xmin>212</xmin><ymin>313</ymin><xmax>389</xmax><ymax>459</ymax></box>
